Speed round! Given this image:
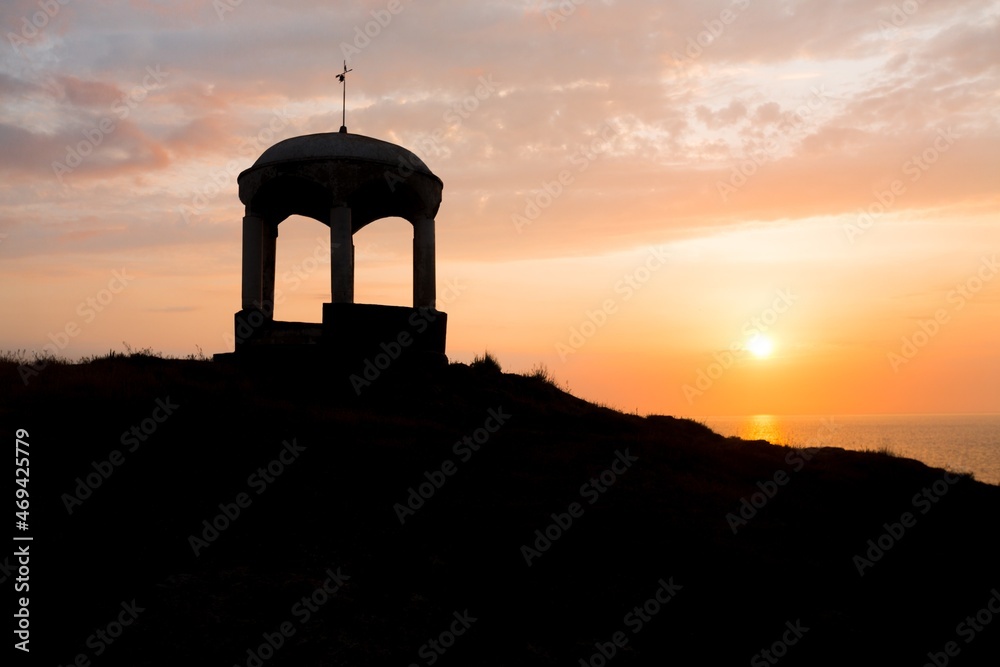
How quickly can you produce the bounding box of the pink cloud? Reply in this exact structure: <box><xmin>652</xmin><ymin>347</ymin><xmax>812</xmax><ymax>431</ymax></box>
<box><xmin>58</xmin><ymin>75</ymin><xmax>125</xmax><ymax>108</ymax></box>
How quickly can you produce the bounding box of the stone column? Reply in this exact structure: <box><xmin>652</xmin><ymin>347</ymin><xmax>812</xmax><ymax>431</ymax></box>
<box><xmin>330</xmin><ymin>205</ymin><xmax>354</xmax><ymax>303</ymax></box>
<box><xmin>261</xmin><ymin>220</ymin><xmax>277</xmax><ymax>317</ymax></box>
<box><xmin>241</xmin><ymin>212</ymin><xmax>264</xmax><ymax>310</ymax></box>
<box><xmin>413</xmin><ymin>216</ymin><xmax>436</xmax><ymax>309</ymax></box>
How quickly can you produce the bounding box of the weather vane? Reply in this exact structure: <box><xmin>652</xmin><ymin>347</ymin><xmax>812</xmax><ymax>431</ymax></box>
<box><xmin>337</xmin><ymin>60</ymin><xmax>353</xmax><ymax>133</ymax></box>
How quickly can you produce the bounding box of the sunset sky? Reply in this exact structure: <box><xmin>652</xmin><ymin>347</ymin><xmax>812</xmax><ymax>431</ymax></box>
<box><xmin>1</xmin><ymin>0</ymin><xmax>998</xmax><ymax>417</ymax></box>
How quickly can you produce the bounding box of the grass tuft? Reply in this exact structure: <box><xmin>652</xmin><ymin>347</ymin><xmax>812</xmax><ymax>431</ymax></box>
<box><xmin>862</xmin><ymin>443</ymin><xmax>899</xmax><ymax>457</ymax></box>
<box><xmin>471</xmin><ymin>350</ymin><xmax>503</xmax><ymax>373</ymax></box>
<box><xmin>526</xmin><ymin>362</ymin><xmax>562</xmax><ymax>389</ymax></box>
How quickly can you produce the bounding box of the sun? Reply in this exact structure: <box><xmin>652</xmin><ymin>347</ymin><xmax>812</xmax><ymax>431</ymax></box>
<box><xmin>746</xmin><ymin>335</ymin><xmax>774</xmax><ymax>358</ymax></box>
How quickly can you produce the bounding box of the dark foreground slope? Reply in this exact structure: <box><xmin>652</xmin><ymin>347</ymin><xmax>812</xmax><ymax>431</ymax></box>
<box><xmin>2</xmin><ymin>354</ymin><xmax>998</xmax><ymax>666</ymax></box>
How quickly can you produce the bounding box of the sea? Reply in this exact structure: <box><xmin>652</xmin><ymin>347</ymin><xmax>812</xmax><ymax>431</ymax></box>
<box><xmin>697</xmin><ymin>413</ymin><xmax>1000</xmax><ymax>487</ymax></box>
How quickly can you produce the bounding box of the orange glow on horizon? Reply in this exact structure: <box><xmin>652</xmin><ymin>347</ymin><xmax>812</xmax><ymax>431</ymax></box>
<box><xmin>1</xmin><ymin>2</ymin><xmax>998</xmax><ymax>418</ymax></box>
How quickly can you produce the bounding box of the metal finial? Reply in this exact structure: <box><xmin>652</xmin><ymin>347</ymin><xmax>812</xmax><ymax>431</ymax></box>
<box><xmin>337</xmin><ymin>60</ymin><xmax>353</xmax><ymax>133</ymax></box>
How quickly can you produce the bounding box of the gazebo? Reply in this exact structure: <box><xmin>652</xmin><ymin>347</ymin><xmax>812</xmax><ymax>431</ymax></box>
<box><xmin>228</xmin><ymin>129</ymin><xmax>447</xmax><ymax>365</ymax></box>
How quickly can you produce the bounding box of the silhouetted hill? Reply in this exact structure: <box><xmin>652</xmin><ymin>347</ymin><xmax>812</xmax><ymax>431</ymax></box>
<box><xmin>3</xmin><ymin>353</ymin><xmax>998</xmax><ymax>666</ymax></box>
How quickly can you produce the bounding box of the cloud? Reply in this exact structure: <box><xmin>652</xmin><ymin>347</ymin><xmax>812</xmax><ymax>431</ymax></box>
<box><xmin>0</xmin><ymin>0</ymin><xmax>995</xmax><ymax>263</ymax></box>
<box><xmin>58</xmin><ymin>75</ymin><xmax>124</xmax><ymax>107</ymax></box>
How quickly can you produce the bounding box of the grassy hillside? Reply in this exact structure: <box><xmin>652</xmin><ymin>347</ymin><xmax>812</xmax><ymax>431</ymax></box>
<box><xmin>2</xmin><ymin>352</ymin><xmax>998</xmax><ymax>666</ymax></box>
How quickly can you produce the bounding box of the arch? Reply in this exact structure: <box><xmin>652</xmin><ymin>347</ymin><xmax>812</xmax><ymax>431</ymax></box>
<box><xmin>271</xmin><ymin>215</ymin><xmax>330</xmax><ymax>323</ymax></box>
<box><xmin>352</xmin><ymin>216</ymin><xmax>413</xmax><ymax>308</ymax></box>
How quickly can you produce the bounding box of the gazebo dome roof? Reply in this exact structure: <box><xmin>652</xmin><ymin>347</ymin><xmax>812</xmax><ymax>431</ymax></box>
<box><xmin>236</xmin><ymin>130</ymin><xmax>443</xmax><ymax>228</ymax></box>
<box><xmin>245</xmin><ymin>131</ymin><xmax>437</xmax><ymax>180</ymax></box>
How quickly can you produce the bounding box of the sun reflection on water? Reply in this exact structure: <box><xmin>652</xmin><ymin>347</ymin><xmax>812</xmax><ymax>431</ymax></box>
<box><xmin>739</xmin><ymin>415</ymin><xmax>791</xmax><ymax>445</ymax></box>
<box><xmin>698</xmin><ymin>414</ymin><xmax>999</xmax><ymax>485</ymax></box>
